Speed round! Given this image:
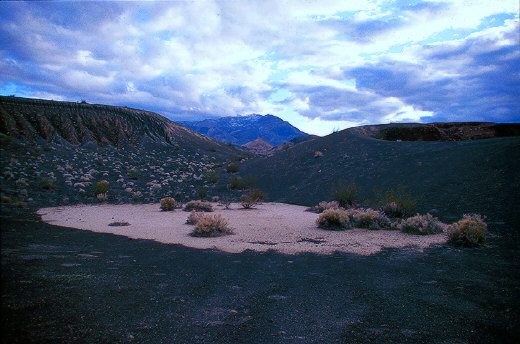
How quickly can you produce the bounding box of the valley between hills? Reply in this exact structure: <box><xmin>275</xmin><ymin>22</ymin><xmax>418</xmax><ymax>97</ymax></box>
<box><xmin>1</xmin><ymin>96</ymin><xmax>520</xmax><ymax>343</ymax></box>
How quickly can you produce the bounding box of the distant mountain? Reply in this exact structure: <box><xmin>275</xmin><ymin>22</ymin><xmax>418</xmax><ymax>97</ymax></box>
<box><xmin>179</xmin><ymin>114</ymin><xmax>308</xmax><ymax>146</ymax></box>
<box><xmin>0</xmin><ymin>96</ymin><xmax>241</xmax><ymax>156</ymax></box>
<box><xmin>241</xmin><ymin>137</ymin><xmax>273</xmax><ymax>154</ymax></box>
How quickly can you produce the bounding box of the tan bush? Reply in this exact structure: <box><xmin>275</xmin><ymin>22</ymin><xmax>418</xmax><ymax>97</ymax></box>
<box><xmin>186</xmin><ymin>211</ymin><xmax>204</xmax><ymax>225</ymax></box>
<box><xmin>344</xmin><ymin>208</ymin><xmax>393</xmax><ymax>230</ymax></box>
<box><xmin>160</xmin><ymin>197</ymin><xmax>176</xmax><ymax>211</ymax></box>
<box><xmin>400</xmin><ymin>213</ymin><xmax>445</xmax><ymax>235</ymax></box>
<box><xmin>316</xmin><ymin>209</ymin><xmax>350</xmax><ymax>230</ymax></box>
<box><xmin>240</xmin><ymin>189</ymin><xmax>264</xmax><ymax>209</ymax></box>
<box><xmin>184</xmin><ymin>200</ymin><xmax>213</xmax><ymax>212</ymax></box>
<box><xmin>446</xmin><ymin>214</ymin><xmax>487</xmax><ymax>247</ymax></box>
<box><xmin>191</xmin><ymin>214</ymin><xmax>233</xmax><ymax>237</ymax></box>
<box><xmin>309</xmin><ymin>201</ymin><xmax>340</xmax><ymax>213</ymax></box>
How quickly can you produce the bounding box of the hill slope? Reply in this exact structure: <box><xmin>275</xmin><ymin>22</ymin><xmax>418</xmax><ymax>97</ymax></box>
<box><xmin>241</xmin><ymin>125</ymin><xmax>520</xmax><ymax>225</ymax></box>
<box><xmin>180</xmin><ymin>114</ymin><xmax>307</xmax><ymax>146</ymax></box>
<box><xmin>0</xmin><ymin>96</ymin><xmax>240</xmax><ymax>155</ymax></box>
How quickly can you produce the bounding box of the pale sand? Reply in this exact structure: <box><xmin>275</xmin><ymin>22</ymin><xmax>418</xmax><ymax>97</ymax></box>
<box><xmin>37</xmin><ymin>202</ymin><xmax>447</xmax><ymax>255</ymax></box>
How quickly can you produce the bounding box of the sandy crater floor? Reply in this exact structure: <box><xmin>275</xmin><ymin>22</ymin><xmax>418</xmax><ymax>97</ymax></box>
<box><xmin>37</xmin><ymin>202</ymin><xmax>447</xmax><ymax>255</ymax></box>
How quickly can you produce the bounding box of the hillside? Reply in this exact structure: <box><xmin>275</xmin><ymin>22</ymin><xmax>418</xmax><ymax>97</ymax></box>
<box><xmin>180</xmin><ymin>114</ymin><xmax>308</xmax><ymax>146</ymax></box>
<box><xmin>240</xmin><ymin>125</ymin><xmax>520</xmax><ymax>225</ymax></box>
<box><xmin>241</xmin><ymin>137</ymin><xmax>273</xmax><ymax>154</ymax></box>
<box><xmin>0</xmin><ymin>96</ymin><xmax>240</xmax><ymax>155</ymax></box>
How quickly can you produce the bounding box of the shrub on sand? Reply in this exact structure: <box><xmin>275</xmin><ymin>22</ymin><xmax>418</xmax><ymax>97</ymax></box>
<box><xmin>160</xmin><ymin>197</ymin><xmax>176</xmax><ymax>211</ymax></box>
<box><xmin>446</xmin><ymin>214</ymin><xmax>487</xmax><ymax>247</ymax></box>
<box><xmin>184</xmin><ymin>200</ymin><xmax>214</xmax><ymax>212</ymax></box>
<box><xmin>186</xmin><ymin>210</ymin><xmax>204</xmax><ymax>225</ymax></box>
<box><xmin>316</xmin><ymin>209</ymin><xmax>350</xmax><ymax>230</ymax></box>
<box><xmin>308</xmin><ymin>201</ymin><xmax>340</xmax><ymax>213</ymax></box>
<box><xmin>240</xmin><ymin>189</ymin><xmax>264</xmax><ymax>209</ymax></box>
<box><xmin>191</xmin><ymin>214</ymin><xmax>233</xmax><ymax>237</ymax></box>
<box><xmin>400</xmin><ymin>213</ymin><xmax>445</xmax><ymax>235</ymax></box>
<box><xmin>344</xmin><ymin>208</ymin><xmax>394</xmax><ymax>230</ymax></box>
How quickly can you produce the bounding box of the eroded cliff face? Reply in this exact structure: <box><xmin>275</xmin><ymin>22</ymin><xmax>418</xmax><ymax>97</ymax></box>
<box><xmin>358</xmin><ymin>122</ymin><xmax>520</xmax><ymax>142</ymax></box>
<box><xmin>0</xmin><ymin>96</ymin><xmax>234</xmax><ymax>153</ymax></box>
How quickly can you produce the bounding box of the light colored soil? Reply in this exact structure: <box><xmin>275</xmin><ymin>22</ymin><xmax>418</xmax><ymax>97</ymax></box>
<box><xmin>37</xmin><ymin>202</ymin><xmax>447</xmax><ymax>255</ymax></box>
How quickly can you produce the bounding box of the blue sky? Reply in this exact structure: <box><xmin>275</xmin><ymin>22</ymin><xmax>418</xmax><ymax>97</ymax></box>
<box><xmin>0</xmin><ymin>0</ymin><xmax>518</xmax><ymax>135</ymax></box>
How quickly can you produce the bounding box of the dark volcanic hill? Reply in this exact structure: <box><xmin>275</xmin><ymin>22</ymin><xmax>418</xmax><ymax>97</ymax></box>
<box><xmin>180</xmin><ymin>114</ymin><xmax>308</xmax><ymax>146</ymax></box>
<box><xmin>241</xmin><ymin>137</ymin><xmax>273</xmax><ymax>154</ymax></box>
<box><xmin>240</xmin><ymin>124</ymin><xmax>520</xmax><ymax>226</ymax></box>
<box><xmin>0</xmin><ymin>96</ymin><xmax>240</xmax><ymax>155</ymax></box>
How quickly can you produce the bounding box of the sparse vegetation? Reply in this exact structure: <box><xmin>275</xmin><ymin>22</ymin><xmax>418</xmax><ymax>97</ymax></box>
<box><xmin>400</xmin><ymin>213</ymin><xmax>445</xmax><ymax>235</ymax></box>
<box><xmin>160</xmin><ymin>197</ymin><xmax>176</xmax><ymax>211</ymax></box>
<box><xmin>314</xmin><ymin>151</ymin><xmax>323</xmax><ymax>158</ymax></box>
<box><xmin>316</xmin><ymin>209</ymin><xmax>350</xmax><ymax>230</ymax></box>
<box><xmin>308</xmin><ymin>201</ymin><xmax>340</xmax><ymax>213</ymax></box>
<box><xmin>344</xmin><ymin>208</ymin><xmax>394</xmax><ymax>230</ymax></box>
<box><xmin>94</xmin><ymin>180</ymin><xmax>110</xmax><ymax>196</ymax></box>
<box><xmin>39</xmin><ymin>177</ymin><xmax>56</xmax><ymax>191</ymax></box>
<box><xmin>227</xmin><ymin>175</ymin><xmax>256</xmax><ymax>190</ymax></box>
<box><xmin>373</xmin><ymin>184</ymin><xmax>419</xmax><ymax>218</ymax></box>
<box><xmin>186</xmin><ymin>210</ymin><xmax>204</xmax><ymax>224</ymax></box>
<box><xmin>197</xmin><ymin>186</ymin><xmax>208</xmax><ymax>200</ymax></box>
<box><xmin>204</xmin><ymin>169</ymin><xmax>219</xmax><ymax>184</ymax></box>
<box><xmin>191</xmin><ymin>214</ymin><xmax>233</xmax><ymax>237</ymax></box>
<box><xmin>240</xmin><ymin>189</ymin><xmax>264</xmax><ymax>209</ymax></box>
<box><xmin>446</xmin><ymin>214</ymin><xmax>487</xmax><ymax>247</ymax></box>
<box><xmin>331</xmin><ymin>181</ymin><xmax>359</xmax><ymax>208</ymax></box>
<box><xmin>184</xmin><ymin>200</ymin><xmax>214</xmax><ymax>212</ymax></box>
<box><xmin>127</xmin><ymin>168</ymin><xmax>141</xmax><ymax>180</ymax></box>
<box><xmin>226</xmin><ymin>162</ymin><xmax>240</xmax><ymax>173</ymax></box>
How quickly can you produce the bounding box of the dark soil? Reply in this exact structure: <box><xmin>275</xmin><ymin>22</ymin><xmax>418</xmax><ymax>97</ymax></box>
<box><xmin>2</xmin><ymin>207</ymin><xmax>519</xmax><ymax>343</ymax></box>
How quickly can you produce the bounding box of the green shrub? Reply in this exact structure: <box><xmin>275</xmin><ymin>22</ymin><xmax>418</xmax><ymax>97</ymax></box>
<box><xmin>204</xmin><ymin>169</ymin><xmax>219</xmax><ymax>184</ymax></box>
<box><xmin>191</xmin><ymin>214</ymin><xmax>233</xmax><ymax>237</ymax></box>
<box><xmin>240</xmin><ymin>189</ymin><xmax>264</xmax><ymax>209</ymax></box>
<box><xmin>446</xmin><ymin>214</ymin><xmax>487</xmax><ymax>247</ymax></box>
<box><xmin>197</xmin><ymin>186</ymin><xmax>208</xmax><ymax>200</ymax></box>
<box><xmin>186</xmin><ymin>210</ymin><xmax>204</xmax><ymax>225</ymax></box>
<box><xmin>373</xmin><ymin>184</ymin><xmax>419</xmax><ymax>218</ymax></box>
<box><xmin>184</xmin><ymin>200</ymin><xmax>214</xmax><ymax>212</ymax></box>
<box><xmin>400</xmin><ymin>213</ymin><xmax>445</xmax><ymax>235</ymax></box>
<box><xmin>160</xmin><ymin>197</ymin><xmax>176</xmax><ymax>211</ymax></box>
<box><xmin>226</xmin><ymin>162</ymin><xmax>240</xmax><ymax>173</ymax></box>
<box><xmin>127</xmin><ymin>168</ymin><xmax>141</xmax><ymax>180</ymax></box>
<box><xmin>316</xmin><ymin>209</ymin><xmax>350</xmax><ymax>230</ymax></box>
<box><xmin>39</xmin><ymin>177</ymin><xmax>56</xmax><ymax>191</ymax></box>
<box><xmin>227</xmin><ymin>175</ymin><xmax>256</xmax><ymax>190</ymax></box>
<box><xmin>344</xmin><ymin>208</ymin><xmax>393</xmax><ymax>230</ymax></box>
<box><xmin>94</xmin><ymin>180</ymin><xmax>110</xmax><ymax>195</ymax></box>
<box><xmin>331</xmin><ymin>181</ymin><xmax>359</xmax><ymax>208</ymax></box>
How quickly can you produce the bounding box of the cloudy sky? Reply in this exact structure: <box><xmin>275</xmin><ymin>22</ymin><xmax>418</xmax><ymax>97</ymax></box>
<box><xmin>1</xmin><ymin>0</ymin><xmax>518</xmax><ymax>135</ymax></box>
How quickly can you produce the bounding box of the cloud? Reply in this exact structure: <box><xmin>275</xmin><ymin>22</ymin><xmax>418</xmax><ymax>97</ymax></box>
<box><xmin>0</xmin><ymin>0</ymin><xmax>518</xmax><ymax>135</ymax></box>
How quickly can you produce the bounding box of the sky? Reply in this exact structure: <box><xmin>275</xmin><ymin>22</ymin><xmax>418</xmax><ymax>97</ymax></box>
<box><xmin>0</xmin><ymin>0</ymin><xmax>518</xmax><ymax>136</ymax></box>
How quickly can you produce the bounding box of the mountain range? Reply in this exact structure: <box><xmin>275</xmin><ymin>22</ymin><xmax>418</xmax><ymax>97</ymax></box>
<box><xmin>179</xmin><ymin>114</ymin><xmax>307</xmax><ymax>146</ymax></box>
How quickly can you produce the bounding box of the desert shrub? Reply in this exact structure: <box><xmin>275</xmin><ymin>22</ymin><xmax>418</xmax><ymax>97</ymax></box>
<box><xmin>308</xmin><ymin>201</ymin><xmax>340</xmax><ymax>213</ymax></box>
<box><xmin>39</xmin><ymin>177</ymin><xmax>56</xmax><ymax>191</ymax></box>
<box><xmin>1</xmin><ymin>195</ymin><xmax>11</xmax><ymax>203</ymax></box>
<box><xmin>191</xmin><ymin>214</ymin><xmax>233</xmax><ymax>237</ymax></box>
<box><xmin>227</xmin><ymin>175</ymin><xmax>256</xmax><ymax>190</ymax></box>
<box><xmin>400</xmin><ymin>213</ymin><xmax>445</xmax><ymax>235</ymax></box>
<box><xmin>204</xmin><ymin>169</ymin><xmax>219</xmax><ymax>184</ymax></box>
<box><xmin>220</xmin><ymin>194</ymin><xmax>232</xmax><ymax>209</ymax></box>
<box><xmin>446</xmin><ymin>214</ymin><xmax>487</xmax><ymax>247</ymax></box>
<box><xmin>373</xmin><ymin>184</ymin><xmax>419</xmax><ymax>218</ymax></box>
<box><xmin>16</xmin><ymin>201</ymin><xmax>27</xmax><ymax>209</ymax></box>
<box><xmin>97</xmin><ymin>193</ymin><xmax>107</xmax><ymax>202</ymax></box>
<box><xmin>316</xmin><ymin>209</ymin><xmax>350</xmax><ymax>230</ymax></box>
<box><xmin>160</xmin><ymin>197</ymin><xmax>176</xmax><ymax>211</ymax></box>
<box><xmin>127</xmin><ymin>168</ymin><xmax>141</xmax><ymax>180</ymax></box>
<box><xmin>240</xmin><ymin>189</ymin><xmax>264</xmax><ymax>209</ymax></box>
<box><xmin>345</xmin><ymin>208</ymin><xmax>393</xmax><ymax>230</ymax></box>
<box><xmin>184</xmin><ymin>200</ymin><xmax>214</xmax><ymax>212</ymax></box>
<box><xmin>331</xmin><ymin>181</ymin><xmax>359</xmax><ymax>208</ymax></box>
<box><xmin>94</xmin><ymin>180</ymin><xmax>110</xmax><ymax>195</ymax></box>
<box><xmin>314</xmin><ymin>151</ymin><xmax>323</xmax><ymax>158</ymax></box>
<box><xmin>197</xmin><ymin>186</ymin><xmax>208</xmax><ymax>200</ymax></box>
<box><xmin>226</xmin><ymin>162</ymin><xmax>240</xmax><ymax>173</ymax></box>
<box><xmin>186</xmin><ymin>210</ymin><xmax>204</xmax><ymax>225</ymax></box>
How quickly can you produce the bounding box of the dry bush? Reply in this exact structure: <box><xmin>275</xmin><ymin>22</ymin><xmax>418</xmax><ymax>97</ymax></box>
<box><xmin>400</xmin><ymin>213</ymin><xmax>445</xmax><ymax>235</ymax></box>
<box><xmin>184</xmin><ymin>200</ymin><xmax>214</xmax><ymax>212</ymax></box>
<box><xmin>344</xmin><ymin>208</ymin><xmax>394</xmax><ymax>230</ymax></box>
<box><xmin>314</xmin><ymin>151</ymin><xmax>323</xmax><ymax>158</ymax></box>
<box><xmin>446</xmin><ymin>214</ymin><xmax>487</xmax><ymax>247</ymax></box>
<box><xmin>191</xmin><ymin>214</ymin><xmax>233</xmax><ymax>237</ymax></box>
<box><xmin>186</xmin><ymin>211</ymin><xmax>204</xmax><ymax>225</ymax></box>
<box><xmin>160</xmin><ymin>197</ymin><xmax>176</xmax><ymax>211</ymax></box>
<box><xmin>240</xmin><ymin>189</ymin><xmax>264</xmax><ymax>209</ymax></box>
<box><xmin>316</xmin><ymin>209</ymin><xmax>350</xmax><ymax>230</ymax></box>
<box><xmin>308</xmin><ymin>201</ymin><xmax>340</xmax><ymax>213</ymax></box>
<box><xmin>373</xmin><ymin>185</ymin><xmax>419</xmax><ymax>218</ymax></box>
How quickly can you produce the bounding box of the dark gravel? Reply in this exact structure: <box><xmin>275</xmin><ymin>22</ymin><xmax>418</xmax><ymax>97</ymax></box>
<box><xmin>2</xmin><ymin>207</ymin><xmax>519</xmax><ymax>343</ymax></box>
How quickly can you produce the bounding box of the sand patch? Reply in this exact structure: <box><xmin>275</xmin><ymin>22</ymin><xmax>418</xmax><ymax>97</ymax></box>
<box><xmin>37</xmin><ymin>202</ymin><xmax>447</xmax><ymax>255</ymax></box>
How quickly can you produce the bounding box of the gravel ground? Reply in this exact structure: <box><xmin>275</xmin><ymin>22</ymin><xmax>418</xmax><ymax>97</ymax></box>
<box><xmin>2</xmin><ymin>207</ymin><xmax>519</xmax><ymax>343</ymax></box>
